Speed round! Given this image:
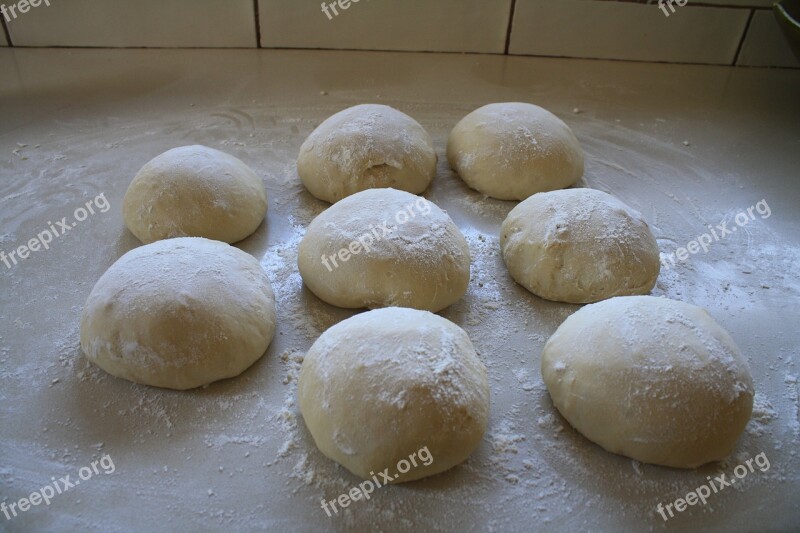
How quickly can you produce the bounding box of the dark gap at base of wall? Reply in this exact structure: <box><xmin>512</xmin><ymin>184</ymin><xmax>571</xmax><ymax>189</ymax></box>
<box><xmin>0</xmin><ymin>44</ymin><xmax>795</xmax><ymax>70</ymax></box>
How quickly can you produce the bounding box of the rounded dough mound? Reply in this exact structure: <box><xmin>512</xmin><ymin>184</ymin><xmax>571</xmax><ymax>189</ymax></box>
<box><xmin>541</xmin><ymin>296</ymin><xmax>754</xmax><ymax>469</ymax></box>
<box><xmin>123</xmin><ymin>145</ymin><xmax>267</xmax><ymax>244</ymax></box>
<box><xmin>298</xmin><ymin>188</ymin><xmax>470</xmax><ymax>312</ymax></box>
<box><xmin>447</xmin><ymin>102</ymin><xmax>584</xmax><ymax>200</ymax></box>
<box><xmin>80</xmin><ymin>237</ymin><xmax>276</xmax><ymax>390</ymax></box>
<box><xmin>500</xmin><ymin>188</ymin><xmax>660</xmax><ymax>304</ymax></box>
<box><xmin>297</xmin><ymin>104</ymin><xmax>437</xmax><ymax>203</ymax></box>
<box><xmin>298</xmin><ymin>307</ymin><xmax>489</xmax><ymax>482</ymax></box>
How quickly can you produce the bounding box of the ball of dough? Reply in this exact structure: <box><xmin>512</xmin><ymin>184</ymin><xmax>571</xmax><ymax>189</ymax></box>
<box><xmin>298</xmin><ymin>307</ymin><xmax>489</xmax><ymax>482</ymax></box>
<box><xmin>447</xmin><ymin>102</ymin><xmax>584</xmax><ymax>200</ymax></box>
<box><xmin>123</xmin><ymin>145</ymin><xmax>267</xmax><ymax>244</ymax></box>
<box><xmin>297</xmin><ymin>104</ymin><xmax>437</xmax><ymax>203</ymax></box>
<box><xmin>500</xmin><ymin>188</ymin><xmax>660</xmax><ymax>304</ymax></box>
<box><xmin>298</xmin><ymin>188</ymin><xmax>470</xmax><ymax>312</ymax></box>
<box><xmin>80</xmin><ymin>237</ymin><xmax>276</xmax><ymax>390</ymax></box>
<box><xmin>541</xmin><ymin>296</ymin><xmax>754</xmax><ymax>469</ymax></box>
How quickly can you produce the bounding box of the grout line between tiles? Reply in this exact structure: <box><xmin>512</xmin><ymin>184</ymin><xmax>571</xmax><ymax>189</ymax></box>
<box><xmin>253</xmin><ymin>0</ymin><xmax>262</xmax><ymax>48</ymax></box>
<box><xmin>0</xmin><ymin>15</ymin><xmax>12</xmax><ymax>47</ymax></box>
<box><xmin>732</xmin><ymin>8</ymin><xmax>756</xmax><ymax>66</ymax></box>
<box><xmin>504</xmin><ymin>0</ymin><xmax>518</xmax><ymax>55</ymax></box>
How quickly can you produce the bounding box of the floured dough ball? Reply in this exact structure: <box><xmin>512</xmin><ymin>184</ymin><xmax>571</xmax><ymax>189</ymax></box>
<box><xmin>80</xmin><ymin>238</ymin><xmax>276</xmax><ymax>390</ymax></box>
<box><xmin>541</xmin><ymin>296</ymin><xmax>754</xmax><ymax>469</ymax></box>
<box><xmin>298</xmin><ymin>307</ymin><xmax>489</xmax><ymax>482</ymax></box>
<box><xmin>500</xmin><ymin>188</ymin><xmax>659</xmax><ymax>303</ymax></box>
<box><xmin>298</xmin><ymin>188</ymin><xmax>470</xmax><ymax>312</ymax></box>
<box><xmin>297</xmin><ymin>104</ymin><xmax>437</xmax><ymax>203</ymax></box>
<box><xmin>447</xmin><ymin>102</ymin><xmax>584</xmax><ymax>200</ymax></box>
<box><xmin>123</xmin><ymin>145</ymin><xmax>267</xmax><ymax>244</ymax></box>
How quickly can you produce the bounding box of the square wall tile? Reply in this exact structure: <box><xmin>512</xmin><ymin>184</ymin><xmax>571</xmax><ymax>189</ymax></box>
<box><xmin>737</xmin><ymin>10</ymin><xmax>800</xmax><ymax>67</ymax></box>
<box><xmin>259</xmin><ymin>0</ymin><xmax>512</xmax><ymax>53</ymax></box>
<box><xmin>7</xmin><ymin>0</ymin><xmax>257</xmax><ymax>48</ymax></box>
<box><xmin>510</xmin><ymin>0</ymin><xmax>750</xmax><ymax>65</ymax></box>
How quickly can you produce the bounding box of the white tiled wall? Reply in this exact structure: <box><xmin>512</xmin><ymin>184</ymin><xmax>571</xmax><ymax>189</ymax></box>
<box><xmin>509</xmin><ymin>0</ymin><xmax>749</xmax><ymax>65</ymax></box>
<box><xmin>6</xmin><ymin>0</ymin><xmax>257</xmax><ymax>48</ymax></box>
<box><xmin>0</xmin><ymin>0</ymin><xmax>797</xmax><ymax>68</ymax></box>
<box><xmin>259</xmin><ymin>0</ymin><xmax>512</xmax><ymax>54</ymax></box>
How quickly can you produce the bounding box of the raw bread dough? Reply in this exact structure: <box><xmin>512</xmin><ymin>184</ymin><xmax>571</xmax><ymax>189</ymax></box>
<box><xmin>500</xmin><ymin>188</ymin><xmax>660</xmax><ymax>303</ymax></box>
<box><xmin>123</xmin><ymin>145</ymin><xmax>267</xmax><ymax>244</ymax></box>
<box><xmin>298</xmin><ymin>188</ymin><xmax>470</xmax><ymax>312</ymax></box>
<box><xmin>297</xmin><ymin>104</ymin><xmax>437</xmax><ymax>203</ymax></box>
<box><xmin>298</xmin><ymin>307</ymin><xmax>490</xmax><ymax>482</ymax></box>
<box><xmin>541</xmin><ymin>296</ymin><xmax>754</xmax><ymax>469</ymax></box>
<box><xmin>80</xmin><ymin>237</ymin><xmax>276</xmax><ymax>390</ymax></box>
<box><xmin>447</xmin><ymin>102</ymin><xmax>584</xmax><ymax>200</ymax></box>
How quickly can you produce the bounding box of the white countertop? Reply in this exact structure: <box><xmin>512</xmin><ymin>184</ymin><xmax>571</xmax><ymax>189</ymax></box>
<box><xmin>1</xmin><ymin>48</ymin><xmax>799</xmax><ymax>532</ymax></box>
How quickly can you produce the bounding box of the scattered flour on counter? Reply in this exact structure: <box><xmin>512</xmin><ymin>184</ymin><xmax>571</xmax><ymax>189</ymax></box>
<box><xmin>490</xmin><ymin>416</ymin><xmax>526</xmax><ymax>456</ymax></box>
<box><xmin>513</xmin><ymin>367</ymin><xmax>537</xmax><ymax>392</ymax></box>
<box><xmin>748</xmin><ymin>392</ymin><xmax>778</xmax><ymax>438</ymax></box>
<box><xmin>205</xmin><ymin>434</ymin><xmax>267</xmax><ymax>449</ymax></box>
<box><xmin>2</xmin><ymin>107</ymin><xmax>799</xmax><ymax>530</ymax></box>
<box><xmin>786</xmin><ymin>372</ymin><xmax>800</xmax><ymax>439</ymax></box>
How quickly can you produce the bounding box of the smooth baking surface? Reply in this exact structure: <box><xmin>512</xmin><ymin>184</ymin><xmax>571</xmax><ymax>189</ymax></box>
<box><xmin>1</xmin><ymin>49</ymin><xmax>798</xmax><ymax>532</ymax></box>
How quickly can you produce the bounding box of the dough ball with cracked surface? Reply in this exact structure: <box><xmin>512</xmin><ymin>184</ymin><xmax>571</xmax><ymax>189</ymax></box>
<box><xmin>123</xmin><ymin>145</ymin><xmax>267</xmax><ymax>244</ymax></box>
<box><xmin>297</xmin><ymin>104</ymin><xmax>437</xmax><ymax>203</ymax></box>
<box><xmin>80</xmin><ymin>237</ymin><xmax>276</xmax><ymax>390</ymax></box>
<box><xmin>447</xmin><ymin>102</ymin><xmax>584</xmax><ymax>200</ymax></box>
<box><xmin>298</xmin><ymin>188</ymin><xmax>470</xmax><ymax>312</ymax></box>
<box><xmin>298</xmin><ymin>307</ymin><xmax>490</xmax><ymax>482</ymax></box>
<box><xmin>500</xmin><ymin>188</ymin><xmax>659</xmax><ymax>304</ymax></box>
<box><xmin>541</xmin><ymin>295</ymin><xmax>754</xmax><ymax>469</ymax></box>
